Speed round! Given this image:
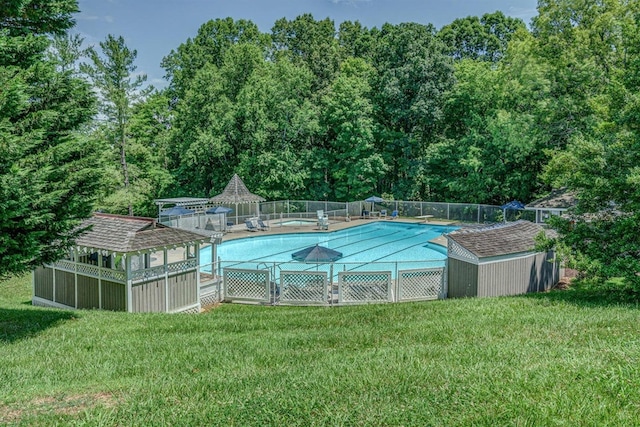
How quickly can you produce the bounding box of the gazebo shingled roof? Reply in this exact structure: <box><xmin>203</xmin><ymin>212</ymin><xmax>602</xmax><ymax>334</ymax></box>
<box><xmin>446</xmin><ymin>220</ymin><xmax>555</xmax><ymax>259</ymax></box>
<box><xmin>209</xmin><ymin>173</ymin><xmax>265</xmax><ymax>204</ymax></box>
<box><xmin>75</xmin><ymin>213</ymin><xmax>209</xmax><ymax>253</ymax></box>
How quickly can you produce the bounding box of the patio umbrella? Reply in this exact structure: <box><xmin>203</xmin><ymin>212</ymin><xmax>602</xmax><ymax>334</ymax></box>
<box><xmin>291</xmin><ymin>244</ymin><xmax>343</xmax><ymax>262</ymax></box>
<box><xmin>364</xmin><ymin>195</ymin><xmax>384</xmax><ymax>213</ymax></box>
<box><xmin>159</xmin><ymin>206</ymin><xmax>195</xmax><ymax>216</ymax></box>
<box><xmin>500</xmin><ymin>200</ymin><xmax>525</xmax><ymax>222</ymax></box>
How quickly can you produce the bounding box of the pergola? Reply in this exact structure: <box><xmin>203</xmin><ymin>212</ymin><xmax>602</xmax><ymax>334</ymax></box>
<box><xmin>209</xmin><ymin>174</ymin><xmax>266</xmax><ymax>225</ymax></box>
<box><xmin>154</xmin><ymin>197</ymin><xmax>210</xmax><ymax>217</ymax></box>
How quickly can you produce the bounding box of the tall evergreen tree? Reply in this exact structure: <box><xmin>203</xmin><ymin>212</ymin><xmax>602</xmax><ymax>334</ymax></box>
<box><xmin>82</xmin><ymin>34</ymin><xmax>150</xmax><ymax>215</ymax></box>
<box><xmin>0</xmin><ymin>0</ymin><xmax>100</xmax><ymax>277</ymax></box>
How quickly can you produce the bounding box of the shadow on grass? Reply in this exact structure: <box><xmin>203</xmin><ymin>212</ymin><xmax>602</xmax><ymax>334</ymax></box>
<box><xmin>0</xmin><ymin>307</ymin><xmax>78</xmax><ymax>344</ymax></box>
<box><xmin>525</xmin><ymin>278</ymin><xmax>640</xmax><ymax>309</ymax></box>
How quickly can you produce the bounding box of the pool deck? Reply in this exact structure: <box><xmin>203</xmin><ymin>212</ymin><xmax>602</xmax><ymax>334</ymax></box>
<box><xmin>221</xmin><ymin>217</ymin><xmax>457</xmax><ymax>247</ymax></box>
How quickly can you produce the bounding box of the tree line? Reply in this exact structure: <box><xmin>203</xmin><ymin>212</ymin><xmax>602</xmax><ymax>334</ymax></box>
<box><xmin>2</xmin><ymin>0</ymin><xmax>639</xmax><ymax>290</ymax></box>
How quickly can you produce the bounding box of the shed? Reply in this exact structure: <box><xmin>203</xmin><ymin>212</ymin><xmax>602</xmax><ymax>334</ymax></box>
<box><xmin>446</xmin><ymin>221</ymin><xmax>559</xmax><ymax>298</ymax></box>
<box><xmin>32</xmin><ymin>213</ymin><xmax>216</xmax><ymax>313</ymax></box>
<box><xmin>526</xmin><ymin>188</ymin><xmax>576</xmax><ymax>223</ymax></box>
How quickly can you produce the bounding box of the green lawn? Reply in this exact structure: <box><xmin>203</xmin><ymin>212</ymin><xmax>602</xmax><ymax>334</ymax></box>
<box><xmin>1</xmin><ymin>275</ymin><xmax>640</xmax><ymax>426</ymax></box>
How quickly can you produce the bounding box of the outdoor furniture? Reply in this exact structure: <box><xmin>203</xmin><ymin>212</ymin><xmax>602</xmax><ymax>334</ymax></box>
<box><xmin>380</xmin><ymin>210</ymin><xmax>387</xmax><ymax>218</ymax></box>
<box><xmin>389</xmin><ymin>210</ymin><xmax>398</xmax><ymax>220</ymax></box>
<box><xmin>362</xmin><ymin>210</ymin><xmax>370</xmax><ymax>219</ymax></box>
<box><xmin>318</xmin><ymin>216</ymin><xmax>329</xmax><ymax>230</ymax></box>
<box><xmin>317</xmin><ymin>210</ymin><xmax>329</xmax><ymax>229</ymax></box>
<box><xmin>245</xmin><ymin>219</ymin><xmax>259</xmax><ymax>232</ymax></box>
<box><xmin>257</xmin><ymin>218</ymin><xmax>270</xmax><ymax>231</ymax></box>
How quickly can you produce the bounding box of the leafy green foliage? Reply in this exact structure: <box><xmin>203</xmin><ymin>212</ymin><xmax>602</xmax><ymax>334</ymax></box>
<box><xmin>438</xmin><ymin>11</ymin><xmax>526</xmax><ymax>62</ymax></box>
<box><xmin>0</xmin><ymin>0</ymin><xmax>100</xmax><ymax>277</ymax></box>
<box><xmin>81</xmin><ymin>34</ymin><xmax>151</xmax><ymax>215</ymax></box>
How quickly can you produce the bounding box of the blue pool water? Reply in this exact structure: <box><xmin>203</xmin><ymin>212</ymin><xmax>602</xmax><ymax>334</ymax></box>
<box><xmin>277</xmin><ymin>219</ymin><xmax>317</xmax><ymax>226</ymax></box>
<box><xmin>202</xmin><ymin>222</ymin><xmax>457</xmax><ymax>273</ymax></box>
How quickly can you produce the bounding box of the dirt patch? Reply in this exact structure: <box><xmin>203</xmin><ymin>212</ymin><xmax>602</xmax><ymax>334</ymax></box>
<box><xmin>201</xmin><ymin>301</ymin><xmax>222</xmax><ymax>313</ymax></box>
<box><xmin>0</xmin><ymin>392</ymin><xmax>120</xmax><ymax>424</ymax></box>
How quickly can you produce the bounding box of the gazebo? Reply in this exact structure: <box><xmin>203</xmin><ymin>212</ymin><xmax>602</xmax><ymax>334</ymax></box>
<box><xmin>209</xmin><ymin>174</ymin><xmax>266</xmax><ymax>225</ymax></box>
<box><xmin>32</xmin><ymin>213</ymin><xmax>217</xmax><ymax>313</ymax></box>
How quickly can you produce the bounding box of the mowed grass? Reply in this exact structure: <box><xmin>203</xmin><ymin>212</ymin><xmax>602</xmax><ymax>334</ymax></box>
<box><xmin>2</xmin><ymin>275</ymin><xmax>640</xmax><ymax>426</ymax></box>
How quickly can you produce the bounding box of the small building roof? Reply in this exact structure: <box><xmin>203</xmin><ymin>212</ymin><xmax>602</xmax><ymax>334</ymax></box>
<box><xmin>75</xmin><ymin>213</ymin><xmax>209</xmax><ymax>253</ymax></box>
<box><xmin>526</xmin><ymin>188</ymin><xmax>576</xmax><ymax>210</ymax></box>
<box><xmin>210</xmin><ymin>173</ymin><xmax>266</xmax><ymax>204</ymax></box>
<box><xmin>446</xmin><ymin>220</ymin><xmax>553</xmax><ymax>259</ymax></box>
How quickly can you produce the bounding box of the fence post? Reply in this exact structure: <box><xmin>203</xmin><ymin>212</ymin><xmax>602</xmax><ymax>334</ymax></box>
<box><xmin>394</xmin><ymin>261</ymin><xmax>399</xmax><ymax>302</ymax></box>
<box><xmin>328</xmin><ymin>263</ymin><xmax>334</xmax><ymax>306</ymax></box>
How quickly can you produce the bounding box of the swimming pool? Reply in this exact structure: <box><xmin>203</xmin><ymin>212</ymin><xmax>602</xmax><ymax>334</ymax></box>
<box><xmin>276</xmin><ymin>219</ymin><xmax>317</xmax><ymax>226</ymax></box>
<box><xmin>202</xmin><ymin>222</ymin><xmax>457</xmax><ymax>275</ymax></box>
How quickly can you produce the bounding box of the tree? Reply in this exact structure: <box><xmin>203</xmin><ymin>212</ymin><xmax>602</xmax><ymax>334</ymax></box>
<box><xmin>271</xmin><ymin>14</ymin><xmax>341</xmax><ymax>91</ymax></box>
<box><xmin>161</xmin><ymin>18</ymin><xmax>269</xmax><ymax>101</ymax></box>
<box><xmin>371</xmin><ymin>22</ymin><xmax>455</xmax><ymax>199</ymax></box>
<box><xmin>539</xmin><ymin>0</ymin><xmax>640</xmax><ymax>288</ymax></box>
<box><xmin>321</xmin><ymin>58</ymin><xmax>386</xmax><ymax>200</ymax></box>
<box><xmin>438</xmin><ymin>11</ymin><xmax>526</xmax><ymax>62</ymax></box>
<box><xmin>0</xmin><ymin>0</ymin><xmax>101</xmax><ymax>277</ymax></box>
<box><xmin>82</xmin><ymin>34</ymin><xmax>150</xmax><ymax>215</ymax></box>
<box><xmin>234</xmin><ymin>58</ymin><xmax>319</xmax><ymax>200</ymax></box>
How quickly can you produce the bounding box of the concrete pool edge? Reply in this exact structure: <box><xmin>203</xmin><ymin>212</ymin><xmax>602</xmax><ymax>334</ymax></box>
<box><xmin>221</xmin><ymin>217</ymin><xmax>459</xmax><ymax>246</ymax></box>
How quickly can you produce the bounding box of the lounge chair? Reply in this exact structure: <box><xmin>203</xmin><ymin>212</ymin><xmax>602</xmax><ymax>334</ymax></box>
<box><xmin>257</xmin><ymin>218</ymin><xmax>270</xmax><ymax>231</ymax></box>
<box><xmin>318</xmin><ymin>216</ymin><xmax>329</xmax><ymax>230</ymax></box>
<box><xmin>245</xmin><ymin>219</ymin><xmax>259</xmax><ymax>232</ymax></box>
<box><xmin>362</xmin><ymin>210</ymin><xmax>370</xmax><ymax>219</ymax></box>
<box><xmin>389</xmin><ymin>210</ymin><xmax>398</xmax><ymax>220</ymax></box>
<box><xmin>380</xmin><ymin>209</ymin><xmax>387</xmax><ymax>218</ymax></box>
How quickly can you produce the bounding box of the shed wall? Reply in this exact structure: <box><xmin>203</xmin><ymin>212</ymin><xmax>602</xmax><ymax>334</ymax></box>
<box><xmin>447</xmin><ymin>258</ymin><xmax>478</xmax><ymax>298</ymax></box>
<box><xmin>477</xmin><ymin>251</ymin><xmax>558</xmax><ymax>297</ymax></box>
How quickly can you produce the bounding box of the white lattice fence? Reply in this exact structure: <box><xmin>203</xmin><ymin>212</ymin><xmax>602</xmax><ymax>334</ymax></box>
<box><xmin>75</xmin><ymin>263</ymin><xmax>100</xmax><ymax>277</ymax></box>
<box><xmin>338</xmin><ymin>271</ymin><xmax>392</xmax><ymax>304</ymax></box>
<box><xmin>167</xmin><ymin>259</ymin><xmax>197</xmax><ymax>273</ymax></box>
<box><xmin>397</xmin><ymin>268</ymin><xmax>444</xmax><ymax>301</ymax></box>
<box><xmin>279</xmin><ymin>271</ymin><xmax>329</xmax><ymax>305</ymax></box>
<box><xmin>223</xmin><ymin>268</ymin><xmax>271</xmax><ymax>303</ymax></box>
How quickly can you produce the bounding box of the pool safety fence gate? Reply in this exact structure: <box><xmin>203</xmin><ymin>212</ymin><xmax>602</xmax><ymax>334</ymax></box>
<box><xmin>221</xmin><ymin>262</ymin><xmax>446</xmax><ymax>306</ymax></box>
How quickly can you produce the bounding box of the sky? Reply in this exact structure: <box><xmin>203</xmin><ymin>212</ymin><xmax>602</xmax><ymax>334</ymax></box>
<box><xmin>74</xmin><ymin>0</ymin><xmax>539</xmax><ymax>88</ymax></box>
